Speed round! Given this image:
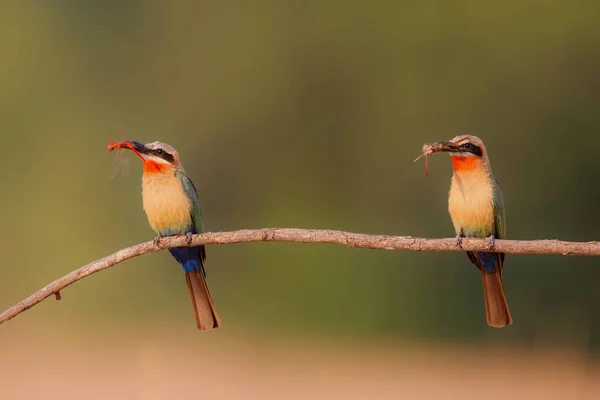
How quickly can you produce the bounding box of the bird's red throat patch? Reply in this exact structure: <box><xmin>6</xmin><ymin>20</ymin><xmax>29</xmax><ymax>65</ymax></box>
<box><xmin>451</xmin><ymin>156</ymin><xmax>480</xmax><ymax>172</ymax></box>
<box><xmin>142</xmin><ymin>160</ymin><xmax>168</xmax><ymax>174</ymax></box>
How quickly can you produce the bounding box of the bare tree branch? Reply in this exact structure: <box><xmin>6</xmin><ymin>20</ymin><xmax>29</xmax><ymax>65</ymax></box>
<box><xmin>1</xmin><ymin>228</ymin><xmax>598</xmax><ymax>326</ymax></box>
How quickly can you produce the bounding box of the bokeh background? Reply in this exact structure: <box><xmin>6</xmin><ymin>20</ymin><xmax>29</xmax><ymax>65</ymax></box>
<box><xmin>2</xmin><ymin>1</ymin><xmax>600</xmax><ymax>398</ymax></box>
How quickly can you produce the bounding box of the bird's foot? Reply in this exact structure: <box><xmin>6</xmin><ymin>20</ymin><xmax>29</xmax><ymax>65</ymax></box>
<box><xmin>487</xmin><ymin>234</ymin><xmax>496</xmax><ymax>251</ymax></box>
<box><xmin>153</xmin><ymin>236</ymin><xmax>162</xmax><ymax>248</ymax></box>
<box><xmin>455</xmin><ymin>234</ymin><xmax>464</xmax><ymax>248</ymax></box>
<box><xmin>185</xmin><ymin>232</ymin><xmax>194</xmax><ymax>246</ymax></box>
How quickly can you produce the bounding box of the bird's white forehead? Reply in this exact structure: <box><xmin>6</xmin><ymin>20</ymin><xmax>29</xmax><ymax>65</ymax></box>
<box><xmin>452</xmin><ymin>135</ymin><xmax>483</xmax><ymax>145</ymax></box>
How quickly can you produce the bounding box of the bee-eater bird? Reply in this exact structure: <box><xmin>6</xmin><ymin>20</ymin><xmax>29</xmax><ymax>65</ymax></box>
<box><xmin>109</xmin><ymin>140</ymin><xmax>221</xmax><ymax>331</ymax></box>
<box><xmin>426</xmin><ymin>135</ymin><xmax>512</xmax><ymax>328</ymax></box>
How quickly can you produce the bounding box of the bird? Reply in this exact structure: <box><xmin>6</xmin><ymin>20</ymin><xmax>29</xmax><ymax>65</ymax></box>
<box><xmin>426</xmin><ymin>135</ymin><xmax>512</xmax><ymax>328</ymax></box>
<box><xmin>109</xmin><ymin>140</ymin><xmax>221</xmax><ymax>331</ymax></box>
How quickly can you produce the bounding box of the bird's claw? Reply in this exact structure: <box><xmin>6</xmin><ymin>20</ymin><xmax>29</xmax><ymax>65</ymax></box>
<box><xmin>153</xmin><ymin>236</ymin><xmax>162</xmax><ymax>248</ymax></box>
<box><xmin>185</xmin><ymin>232</ymin><xmax>193</xmax><ymax>246</ymax></box>
<box><xmin>455</xmin><ymin>234</ymin><xmax>464</xmax><ymax>248</ymax></box>
<box><xmin>487</xmin><ymin>234</ymin><xmax>496</xmax><ymax>251</ymax></box>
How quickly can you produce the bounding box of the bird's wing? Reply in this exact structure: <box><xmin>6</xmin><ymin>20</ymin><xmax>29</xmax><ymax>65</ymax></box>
<box><xmin>492</xmin><ymin>177</ymin><xmax>506</xmax><ymax>267</ymax></box>
<box><xmin>177</xmin><ymin>171</ymin><xmax>203</xmax><ymax>233</ymax></box>
<box><xmin>177</xmin><ymin>171</ymin><xmax>206</xmax><ymax>263</ymax></box>
<box><xmin>491</xmin><ymin>178</ymin><xmax>506</xmax><ymax>239</ymax></box>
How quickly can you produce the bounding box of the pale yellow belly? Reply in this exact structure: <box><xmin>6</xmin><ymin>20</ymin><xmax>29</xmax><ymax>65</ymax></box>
<box><xmin>141</xmin><ymin>173</ymin><xmax>192</xmax><ymax>234</ymax></box>
<box><xmin>448</xmin><ymin>173</ymin><xmax>494</xmax><ymax>235</ymax></box>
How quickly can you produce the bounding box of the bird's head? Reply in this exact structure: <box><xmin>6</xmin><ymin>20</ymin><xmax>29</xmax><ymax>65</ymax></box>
<box><xmin>117</xmin><ymin>141</ymin><xmax>182</xmax><ymax>174</ymax></box>
<box><xmin>427</xmin><ymin>135</ymin><xmax>491</xmax><ymax>172</ymax></box>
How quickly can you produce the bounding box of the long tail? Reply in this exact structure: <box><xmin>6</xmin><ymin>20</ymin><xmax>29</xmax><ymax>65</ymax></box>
<box><xmin>481</xmin><ymin>270</ymin><xmax>512</xmax><ymax>328</ymax></box>
<box><xmin>185</xmin><ymin>270</ymin><xmax>222</xmax><ymax>331</ymax></box>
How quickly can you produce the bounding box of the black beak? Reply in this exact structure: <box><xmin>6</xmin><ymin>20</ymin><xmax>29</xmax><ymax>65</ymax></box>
<box><xmin>128</xmin><ymin>141</ymin><xmax>150</xmax><ymax>154</ymax></box>
<box><xmin>430</xmin><ymin>140</ymin><xmax>461</xmax><ymax>153</ymax></box>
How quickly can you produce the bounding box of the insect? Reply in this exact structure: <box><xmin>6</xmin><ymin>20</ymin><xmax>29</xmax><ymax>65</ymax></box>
<box><xmin>107</xmin><ymin>123</ymin><xmax>134</xmax><ymax>179</ymax></box>
<box><xmin>107</xmin><ymin>140</ymin><xmax>131</xmax><ymax>179</ymax></box>
<box><xmin>413</xmin><ymin>144</ymin><xmax>435</xmax><ymax>177</ymax></box>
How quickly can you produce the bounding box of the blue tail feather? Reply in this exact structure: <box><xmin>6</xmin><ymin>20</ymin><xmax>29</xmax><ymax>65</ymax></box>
<box><xmin>159</xmin><ymin>227</ymin><xmax>206</xmax><ymax>275</ymax></box>
<box><xmin>475</xmin><ymin>251</ymin><xmax>498</xmax><ymax>273</ymax></box>
<box><xmin>169</xmin><ymin>246</ymin><xmax>206</xmax><ymax>275</ymax></box>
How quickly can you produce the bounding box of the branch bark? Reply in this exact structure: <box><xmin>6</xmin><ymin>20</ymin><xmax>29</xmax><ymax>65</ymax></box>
<box><xmin>1</xmin><ymin>228</ymin><xmax>599</xmax><ymax>326</ymax></box>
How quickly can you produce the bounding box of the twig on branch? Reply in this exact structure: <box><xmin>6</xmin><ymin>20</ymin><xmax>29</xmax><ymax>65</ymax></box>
<box><xmin>1</xmin><ymin>228</ymin><xmax>598</xmax><ymax>326</ymax></box>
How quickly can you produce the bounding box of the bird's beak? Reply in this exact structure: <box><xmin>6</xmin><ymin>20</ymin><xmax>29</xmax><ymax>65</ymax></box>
<box><xmin>127</xmin><ymin>141</ymin><xmax>149</xmax><ymax>154</ymax></box>
<box><xmin>429</xmin><ymin>140</ymin><xmax>460</xmax><ymax>154</ymax></box>
<box><xmin>108</xmin><ymin>140</ymin><xmax>157</xmax><ymax>163</ymax></box>
<box><xmin>122</xmin><ymin>141</ymin><xmax>153</xmax><ymax>161</ymax></box>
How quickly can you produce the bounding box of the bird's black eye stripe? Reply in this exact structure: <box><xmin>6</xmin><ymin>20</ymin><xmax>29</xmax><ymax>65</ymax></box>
<box><xmin>152</xmin><ymin>148</ymin><xmax>174</xmax><ymax>162</ymax></box>
<box><xmin>461</xmin><ymin>143</ymin><xmax>483</xmax><ymax>157</ymax></box>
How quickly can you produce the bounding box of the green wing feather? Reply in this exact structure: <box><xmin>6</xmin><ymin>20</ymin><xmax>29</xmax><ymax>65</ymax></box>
<box><xmin>177</xmin><ymin>171</ymin><xmax>204</xmax><ymax>234</ymax></box>
<box><xmin>177</xmin><ymin>170</ymin><xmax>206</xmax><ymax>264</ymax></box>
<box><xmin>492</xmin><ymin>176</ymin><xmax>506</xmax><ymax>267</ymax></box>
<box><xmin>491</xmin><ymin>177</ymin><xmax>505</xmax><ymax>239</ymax></box>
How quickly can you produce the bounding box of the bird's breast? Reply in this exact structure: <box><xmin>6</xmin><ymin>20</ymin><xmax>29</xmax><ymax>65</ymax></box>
<box><xmin>448</xmin><ymin>171</ymin><xmax>495</xmax><ymax>235</ymax></box>
<box><xmin>141</xmin><ymin>172</ymin><xmax>192</xmax><ymax>235</ymax></box>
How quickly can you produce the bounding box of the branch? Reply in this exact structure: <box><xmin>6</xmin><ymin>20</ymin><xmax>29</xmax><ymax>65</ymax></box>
<box><xmin>2</xmin><ymin>228</ymin><xmax>599</xmax><ymax>326</ymax></box>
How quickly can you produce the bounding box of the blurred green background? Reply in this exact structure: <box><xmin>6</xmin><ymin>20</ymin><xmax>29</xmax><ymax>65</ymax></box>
<box><xmin>2</xmin><ymin>0</ymin><xmax>600</xmax><ymax>382</ymax></box>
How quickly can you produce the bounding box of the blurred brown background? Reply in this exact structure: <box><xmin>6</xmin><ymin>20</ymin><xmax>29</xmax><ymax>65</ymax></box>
<box><xmin>1</xmin><ymin>1</ymin><xmax>600</xmax><ymax>398</ymax></box>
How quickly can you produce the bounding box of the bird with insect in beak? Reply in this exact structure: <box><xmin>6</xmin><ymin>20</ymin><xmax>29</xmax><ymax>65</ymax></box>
<box><xmin>421</xmin><ymin>135</ymin><xmax>512</xmax><ymax>328</ymax></box>
<box><xmin>108</xmin><ymin>140</ymin><xmax>221</xmax><ymax>331</ymax></box>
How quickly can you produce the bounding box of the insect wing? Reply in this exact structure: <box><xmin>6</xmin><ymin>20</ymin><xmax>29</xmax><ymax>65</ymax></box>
<box><xmin>108</xmin><ymin>148</ymin><xmax>129</xmax><ymax>179</ymax></box>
